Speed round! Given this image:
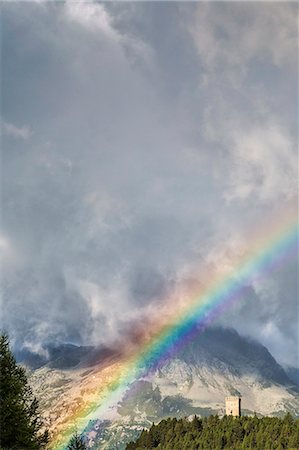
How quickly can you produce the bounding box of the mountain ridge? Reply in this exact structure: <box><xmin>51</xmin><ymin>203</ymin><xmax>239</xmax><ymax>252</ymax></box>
<box><xmin>21</xmin><ymin>327</ymin><xmax>299</xmax><ymax>449</ymax></box>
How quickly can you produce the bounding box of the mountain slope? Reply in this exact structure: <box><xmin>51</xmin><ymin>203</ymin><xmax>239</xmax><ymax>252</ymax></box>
<box><xmin>24</xmin><ymin>327</ymin><xmax>299</xmax><ymax>449</ymax></box>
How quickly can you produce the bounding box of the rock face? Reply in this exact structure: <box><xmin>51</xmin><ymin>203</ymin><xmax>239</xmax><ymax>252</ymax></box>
<box><xmin>22</xmin><ymin>327</ymin><xmax>299</xmax><ymax>449</ymax></box>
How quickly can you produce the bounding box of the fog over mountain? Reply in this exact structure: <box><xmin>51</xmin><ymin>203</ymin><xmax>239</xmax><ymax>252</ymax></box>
<box><xmin>1</xmin><ymin>2</ymin><xmax>298</xmax><ymax>368</ymax></box>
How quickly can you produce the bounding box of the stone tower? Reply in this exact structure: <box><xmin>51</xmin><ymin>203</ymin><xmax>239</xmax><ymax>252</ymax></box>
<box><xmin>225</xmin><ymin>396</ymin><xmax>241</xmax><ymax>416</ymax></box>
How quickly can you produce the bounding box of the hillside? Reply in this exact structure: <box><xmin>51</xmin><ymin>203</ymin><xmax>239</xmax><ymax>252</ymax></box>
<box><xmin>21</xmin><ymin>327</ymin><xmax>299</xmax><ymax>449</ymax></box>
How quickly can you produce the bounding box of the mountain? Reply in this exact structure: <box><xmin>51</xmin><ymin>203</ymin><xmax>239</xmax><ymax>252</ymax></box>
<box><xmin>16</xmin><ymin>343</ymin><xmax>119</xmax><ymax>370</ymax></box>
<box><xmin>285</xmin><ymin>367</ymin><xmax>299</xmax><ymax>387</ymax></box>
<box><xmin>23</xmin><ymin>327</ymin><xmax>299</xmax><ymax>449</ymax></box>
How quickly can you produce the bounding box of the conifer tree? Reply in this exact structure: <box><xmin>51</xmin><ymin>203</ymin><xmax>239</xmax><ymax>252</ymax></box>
<box><xmin>125</xmin><ymin>413</ymin><xmax>299</xmax><ymax>449</ymax></box>
<box><xmin>0</xmin><ymin>333</ymin><xmax>48</xmax><ymax>449</ymax></box>
<box><xmin>66</xmin><ymin>432</ymin><xmax>87</xmax><ymax>450</ymax></box>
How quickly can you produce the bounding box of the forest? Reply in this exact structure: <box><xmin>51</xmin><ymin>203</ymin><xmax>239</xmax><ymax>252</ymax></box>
<box><xmin>125</xmin><ymin>414</ymin><xmax>299</xmax><ymax>450</ymax></box>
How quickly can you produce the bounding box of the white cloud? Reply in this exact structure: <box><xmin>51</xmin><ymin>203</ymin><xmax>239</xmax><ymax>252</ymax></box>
<box><xmin>0</xmin><ymin>235</ymin><xmax>11</xmax><ymax>256</ymax></box>
<box><xmin>73</xmin><ymin>277</ymin><xmax>136</xmax><ymax>346</ymax></box>
<box><xmin>63</xmin><ymin>2</ymin><xmax>155</xmax><ymax>71</ymax></box>
<box><xmin>2</xmin><ymin>120</ymin><xmax>32</xmax><ymax>140</ymax></box>
<box><xmin>189</xmin><ymin>2</ymin><xmax>297</xmax><ymax>205</ymax></box>
<box><xmin>21</xmin><ymin>340</ymin><xmax>49</xmax><ymax>360</ymax></box>
<box><xmin>64</xmin><ymin>1</ymin><xmax>119</xmax><ymax>41</ymax></box>
<box><xmin>191</xmin><ymin>2</ymin><xmax>297</xmax><ymax>75</ymax></box>
<box><xmin>202</xmin><ymin>90</ymin><xmax>297</xmax><ymax>204</ymax></box>
<box><xmin>224</xmin><ymin>121</ymin><xmax>297</xmax><ymax>202</ymax></box>
<box><xmin>260</xmin><ymin>320</ymin><xmax>297</xmax><ymax>367</ymax></box>
<box><xmin>0</xmin><ymin>234</ymin><xmax>19</xmax><ymax>267</ymax></box>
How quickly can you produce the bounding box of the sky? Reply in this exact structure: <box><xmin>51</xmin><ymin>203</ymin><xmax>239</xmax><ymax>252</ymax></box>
<box><xmin>1</xmin><ymin>1</ymin><xmax>298</xmax><ymax>367</ymax></box>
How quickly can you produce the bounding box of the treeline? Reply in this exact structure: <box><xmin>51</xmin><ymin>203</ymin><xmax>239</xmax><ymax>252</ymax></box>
<box><xmin>126</xmin><ymin>414</ymin><xmax>299</xmax><ymax>450</ymax></box>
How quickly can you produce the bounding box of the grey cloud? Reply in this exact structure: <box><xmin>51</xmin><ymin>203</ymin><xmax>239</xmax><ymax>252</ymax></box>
<box><xmin>191</xmin><ymin>2</ymin><xmax>297</xmax><ymax>72</ymax></box>
<box><xmin>1</xmin><ymin>2</ymin><xmax>297</xmax><ymax>367</ymax></box>
<box><xmin>187</xmin><ymin>3</ymin><xmax>298</xmax><ymax>205</ymax></box>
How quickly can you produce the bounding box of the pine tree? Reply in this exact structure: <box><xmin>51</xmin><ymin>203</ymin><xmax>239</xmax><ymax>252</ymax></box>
<box><xmin>125</xmin><ymin>413</ymin><xmax>299</xmax><ymax>450</ymax></box>
<box><xmin>0</xmin><ymin>333</ymin><xmax>49</xmax><ymax>449</ymax></box>
<box><xmin>66</xmin><ymin>432</ymin><xmax>87</xmax><ymax>450</ymax></box>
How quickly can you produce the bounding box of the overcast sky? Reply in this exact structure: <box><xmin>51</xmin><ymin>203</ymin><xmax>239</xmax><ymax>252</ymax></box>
<box><xmin>1</xmin><ymin>2</ymin><xmax>298</xmax><ymax>367</ymax></box>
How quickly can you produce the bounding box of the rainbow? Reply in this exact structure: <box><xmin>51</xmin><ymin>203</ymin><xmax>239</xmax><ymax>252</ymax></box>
<box><xmin>52</xmin><ymin>203</ymin><xmax>298</xmax><ymax>449</ymax></box>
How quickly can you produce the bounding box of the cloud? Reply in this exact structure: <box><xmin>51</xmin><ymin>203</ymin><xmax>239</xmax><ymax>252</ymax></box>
<box><xmin>63</xmin><ymin>1</ymin><xmax>155</xmax><ymax>72</ymax></box>
<box><xmin>191</xmin><ymin>2</ymin><xmax>297</xmax><ymax>75</ymax></box>
<box><xmin>64</xmin><ymin>1</ymin><xmax>118</xmax><ymax>41</ymax></box>
<box><xmin>221</xmin><ymin>119</ymin><xmax>296</xmax><ymax>203</ymax></box>
<box><xmin>2</xmin><ymin>120</ymin><xmax>32</xmax><ymax>140</ymax></box>
<box><xmin>189</xmin><ymin>2</ymin><xmax>298</xmax><ymax>205</ymax></box>
<box><xmin>1</xmin><ymin>2</ymin><xmax>297</xmax><ymax>368</ymax></box>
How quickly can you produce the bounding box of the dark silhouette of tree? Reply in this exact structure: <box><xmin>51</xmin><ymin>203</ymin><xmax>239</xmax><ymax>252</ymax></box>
<box><xmin>67</xmin><ymin>432</ymin><xmax>87</xmax><ymax>450</ymax></box>
<box><xmin>0</xmin><ymin>333</ymin><xmax>49</xmax><ymax>449</ymax></box>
